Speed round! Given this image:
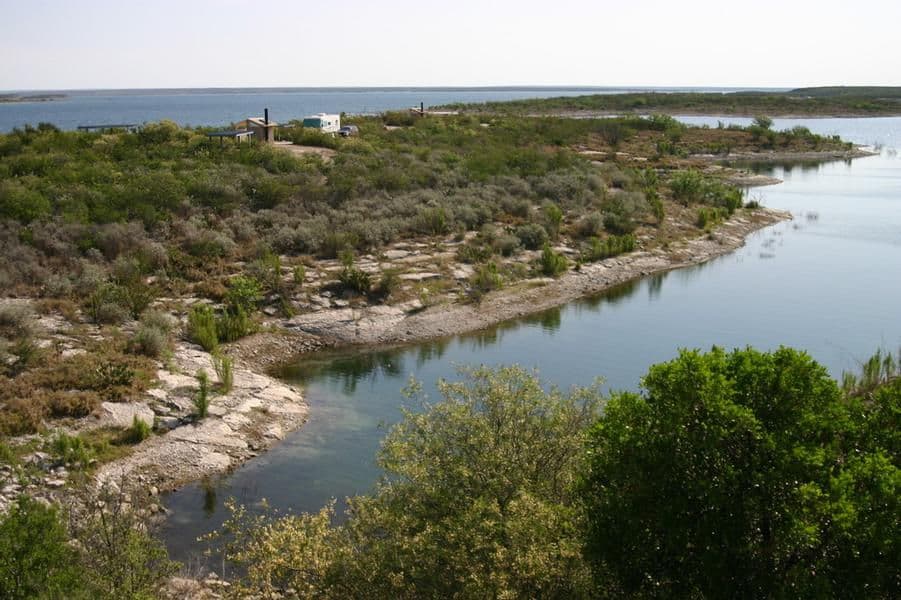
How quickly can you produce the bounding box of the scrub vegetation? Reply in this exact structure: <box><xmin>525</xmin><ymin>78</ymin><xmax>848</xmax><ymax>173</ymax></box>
<box><xmin>0</xmin><ymin>111</ymin><xmax>855</xmax><ymax>464</ymax></box>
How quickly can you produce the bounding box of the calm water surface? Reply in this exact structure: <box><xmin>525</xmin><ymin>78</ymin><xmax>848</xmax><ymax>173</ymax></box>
<box><xmin>0</xmin><ymin>86</ymin><xmax>759</xmax><ymax>132</ymax></box>
<box><xmin>161</xmin><ymin>117</ymin><xmax>901</xmax><ymax>562</ymax></box>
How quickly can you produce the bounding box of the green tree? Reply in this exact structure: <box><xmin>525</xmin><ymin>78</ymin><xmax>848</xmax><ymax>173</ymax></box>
<box><xmin>218</xmin><ymin>366</ymin><xmax>604</xmax><ymax>599</ymax></box>
<box><xmin>580</xmin><ymin>347</ymin><xmax>899</xmax><ymax>599</ymax></box>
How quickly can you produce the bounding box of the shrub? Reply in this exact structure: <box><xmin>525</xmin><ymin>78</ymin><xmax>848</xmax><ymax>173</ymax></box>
<box><xmin>212</xmin><ymin>351</ymin><xmax>234</xmax><ymax>394</ymax></box>
<box><xmin>602</xmin><ymin>211</ymin><xmax>637</xmax><ymax>235</ymax></box>
<box><xmin>470</xmin><ymin>262</ymin><xmax>503</xmax><ymax>298</ymax></box>
<box><xmin>515</xmin><ymin>223</ymin><xmax>549</xmax><ymax>250</ymax></box>
<box><xmin>538</xmin><ymin>243</ymin><xmax>568</xmax><ymax>277</ymax></box>
<box><xmin>194</xmin><ymin>370</ymin><xmax>210</xmax><ymax>419</ymax></box>
<box><xmin>67</xmin><ymin>483</ymin><xmax>178</xmax><ymax>598</ymax></box>
<box><xmin>123</xmin><ymin>414</ymin><xmax>152</xmax><ymax>444</ymax></box>
<box><xmin>91</xmin><ymin>361</ymin><xmax>135</xmax><ymax>399</ymax></box>
<box><xmin>86</xmin><ymin>284</ymin><xmax>130</xmax><ymax>325</ymax></box>
<box><xmin>187</xmin><ymin>305</ymin><xmax>219</xmax><ymax>352</ymax></box>
<box><xmin>224</xmin><ymin>275</ymin><xmax>262</xmax><ymax>314</ymax></box>
<box><xmin>216</xmin><ymin>307</ymin><xmax>255</xmax><ymax>343</ymax></box>
<box><xmin>129</xmin><ymin>325</ymin><xmax>168</xmax><ymax>358</ymax></box>
<box><xmin>46</xmin><ymin>391</ymin><xmax>98</xmax><ymax>418</ymax></box>
<box><xmin>292</xmin><ymin>264</ymin><xmax>306</xmax><ymax>287</ymax></box>
<box><xmin>455</xmin><ymin>243</ymin><xmax>493</xmax><ymax>264</ymax></box>
<box><xmin>374</xmin><ymin>269</ymin><xmax>401</xmax><ymax>301</ymax></box>
<box><xmin>650</xmin><ymin>194</ymin><xmax>665</xmax><ymax>224</ymax></box>
<box><xmin>48</xmin><ymin>431</ymin><xmax>94</xmax><ymax>469</ymax></box>
<box><xmin>216</xmin><ymin>366</ymin><xmax>602</xmax><ymax>599</ymax></box>
<box><xmin>0</xmin><ymin>497</ymin><xmax>83</xmax><ymax>599</ymax></box>
<box><xmin>415</xmin><ymin>206</ymin><xmax>449</xmax><ymax>235</ymax></box>
<box><xmin>581</xmin><ymin>234</ymin><xmax>636</xmax><ymax>262</ymax></box>
<box><xmin>670</xmin><ymin>169</ymin><xmax>704</xmax><ymax>205</ymax></box>
<box><xmin>338</xmin><ymin>252</ymin><xmax>371</xmax><ymax>295</ymax></box>
<box><xmin>752</xmin><ymin>115</ymin><xmax>773</xmax><ymax>130</ymax></box>
<box><xmin>0</xmin><ymin>303</ymin><xmax>33</xmax><ymax>338</ymax></box>
<box><xmin>492</xmin><ymin>233</ymin><xmax>521</xmax><ymax>257</ymax></box>
<box><xmin>575</xmin><ymin>211</ymin><xmax>604</xmax><ymax>238</ymax></box>
<box><xmin>292</xmin><ymin>128</ymin><xmax>340</xmax><ymax>149</ymax></box>
<box><xmin>542</xmin><ymin>202</ymin><xmax>564</xmax><ymax>239</ymax></box>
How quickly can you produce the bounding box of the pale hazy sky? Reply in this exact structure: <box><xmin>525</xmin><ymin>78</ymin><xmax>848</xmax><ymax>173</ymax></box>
<box><xmin>2</xmin><ymin>0</ymin><xmax>899</xmax><ymax>90</ymax></box>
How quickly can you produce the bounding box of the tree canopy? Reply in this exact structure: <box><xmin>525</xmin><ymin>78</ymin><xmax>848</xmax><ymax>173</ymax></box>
<box><xmin>581</xmin><ymin>347</ymin><xmax>899</xmax><ymax>599</ymax></box>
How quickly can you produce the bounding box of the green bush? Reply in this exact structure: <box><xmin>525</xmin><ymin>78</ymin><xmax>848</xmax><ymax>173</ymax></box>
<box><xmin>515</xmin><ymin>223</ymin><xmax>549</xmax><ymax>250</ymax></box>
<box><xmin>292</xmin><ymin>264</ymin><xmax>306</xmax><ymax>287</ymax></box>
<box><xmin>416</xmin><ymin>206</ymin><xmax>449</xmax><ymax>235</ymax></box>
<box><xmin>670</xmin><ymin>169</ymin><xmax>704</xmax><ymax>205</ymax></box>
<box><xmin>194</xmin><ymin>370</ymin><xmax>210</xmax><ymax>419</ymax></box>
<box><xmin>337</xmin><ymin>252</ymin><xmax>371</xmax><ymax>295</ymax></box>
<box><xmin>0</xmin><ymin>496</ymin><xmax>83</xmax><ymax>599</ymax></box>
<box><xmin>291</xmin><ymin>128</ymin><xmax>339</xmax><ymax>149</ymax></box>
<box><xmin>492</xmin><ymin>233</ymin><xmax>521</xmax><ymax>256</ymax></box>
<box><xmin>455</xmin><ymin>243</ymin><xmax>493</xmax><ymax>264</ymax></box>
<box><xmin>580</xmin><ymin>234</ymin><xmax>636</xmax><ymax>262</ymax></box>
<box><xmin>187</xmin><ymin>305</ymin><xmax>219</xmax><ymax>352</ymax></box>
<box><xmin>581</xmin><ymin>347</ymin><xmax>900</xmax><ymax>598</ymax></box>
<box><xmin>216</xmin><ymin>366</ymin><xmax>602</xmax><ymax>599</ymax></box>
<box><xmin>470</xmin><ymin>262</ymin><xmax>503</xmax><ymax>298</ymax></box>
<box><xmin>123</xmin><ymin>414</ymin><xmax>152</xmax><ymax>444</ymax></box>
<box><xmin>543</xmin><ymin>202</ymin><xmax>564</xmax><ymax>240</ymax></box>
<box><xmin>212</xmin><ymin>351</ymin><xmax>234</xmax><ymax>394</ymax></box>
<box><xmin>224</xmin><ymin>275</ymin><xmax>262</xmax><ymax>314</ymax></box>
<box><xmin>538</xmin><ymin>243</ymin><xmax>568</xmax><ymax>277</ymax></box>
<box><xmin>129</xmin><ymin>325</ymin><xmax>168</xmax><ymax>358</ymax></box>
<box><xmin>216</xmin><ymin>306</ymin><xmax>255</xmax><ymax>343</ymax></box>
<box><xmin>374</xmin><ymin>269</ymin><xmax>401</xmax><ymax>300</ymax></box>
<box><xmin>48</xmin><ymin>431</ymin><xmax>94</xmax><ymax>469</ymax></box>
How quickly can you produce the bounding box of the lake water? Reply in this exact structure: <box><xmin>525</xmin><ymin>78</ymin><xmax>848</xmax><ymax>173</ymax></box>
<box><xmin>0</xmin><ymin>86</ymin><xmax>767</xmax><ymax>132</ymax></box>
<box><xmin>160</xmin><ymin>117</ymin><xmax>901</xmax><ymax>562</ymax></box>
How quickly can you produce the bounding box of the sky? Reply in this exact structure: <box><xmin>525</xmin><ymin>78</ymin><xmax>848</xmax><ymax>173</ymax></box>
<box><xmin>2</xmin><ymin>0</ymin><xmax>899</xmax><ymax>90</ymax></box>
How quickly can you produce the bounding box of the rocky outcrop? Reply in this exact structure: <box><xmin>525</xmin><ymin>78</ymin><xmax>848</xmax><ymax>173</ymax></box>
<box><xmin>96</xmin><ymin>344</ymin><xmax>307</xmax><ymax>492</ymax></box>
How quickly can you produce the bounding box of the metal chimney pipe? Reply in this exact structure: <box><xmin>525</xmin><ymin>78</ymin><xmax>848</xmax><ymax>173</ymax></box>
<box><xmin>264</xmin><ymin>108</ymin><xmax>269</xmax><ymax>125</ymax></box>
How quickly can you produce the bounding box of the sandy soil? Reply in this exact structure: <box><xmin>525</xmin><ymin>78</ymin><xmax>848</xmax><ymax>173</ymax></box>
<box><xmin>274</xmin><ymin>141</ymin><xmax>336</xmax><ymax>161</ymax></box>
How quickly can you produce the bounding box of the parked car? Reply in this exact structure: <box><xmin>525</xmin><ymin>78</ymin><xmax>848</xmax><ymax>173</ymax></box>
<box><xmin>338</xmin><ymin>125</ymin><xmax>359</xmax><ymax>137</ymax></box>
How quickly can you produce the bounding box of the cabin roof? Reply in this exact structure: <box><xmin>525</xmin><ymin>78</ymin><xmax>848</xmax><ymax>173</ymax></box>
<box><xmin>247</xmin><ymin>117</ymin><xmax>278</xmax><ymax>127</ymax></box>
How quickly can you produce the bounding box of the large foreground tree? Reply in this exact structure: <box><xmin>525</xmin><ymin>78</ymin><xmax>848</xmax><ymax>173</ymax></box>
<box><xmin>218</xmin><ymin>366</ymin><xmax>604</xmax><ymax>599</ymax></box>
<box><xmin>581</xmin><ymin>347</ymin><xmax>899</xmax><ymax>599</ymax></box>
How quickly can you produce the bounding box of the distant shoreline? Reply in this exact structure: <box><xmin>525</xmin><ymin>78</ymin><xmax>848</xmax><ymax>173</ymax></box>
<box><xmin>0</xmin><ymin>93</ymin><xmax>66</xmax><ymax>104</ymax></box>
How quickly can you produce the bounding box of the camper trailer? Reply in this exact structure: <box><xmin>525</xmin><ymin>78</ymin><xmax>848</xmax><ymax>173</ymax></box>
<box><xmin>302</xmin><ymin>113</ymin><xmax>341</xmax><ymax>134</ymax></box>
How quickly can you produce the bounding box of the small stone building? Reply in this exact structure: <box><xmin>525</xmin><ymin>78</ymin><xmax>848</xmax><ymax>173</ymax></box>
<box><xmin>246</xmin><ymin>108</ymin><xmax>278</xmax><ymax>143</ymax></box>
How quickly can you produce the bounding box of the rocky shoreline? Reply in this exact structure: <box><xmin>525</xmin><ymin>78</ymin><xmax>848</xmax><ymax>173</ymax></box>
<box><xmin>277</xmin><ymin>208</ymin><xmax>791</xmax><ymax>350</ymax></box>
<box><xmin>60</xmin><ymin>205</ymin><xmax>790</xmax><ymax>506</ymax></box>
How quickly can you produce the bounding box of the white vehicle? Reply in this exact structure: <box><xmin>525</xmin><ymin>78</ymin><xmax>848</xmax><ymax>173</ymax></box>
<box><xmin>302</xmin><ymin>113</ymin><xmax>341</xmax><ymax>134</ymax></box>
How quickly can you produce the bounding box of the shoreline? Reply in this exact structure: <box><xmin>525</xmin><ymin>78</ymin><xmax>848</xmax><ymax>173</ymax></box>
<box><xmin>276</xmin><ymin>208</ymin><xmax>790</xmax><ymax>353</ymax></box>
<box><xmin>88</xmin><ymin>207</ymin><xmax>789</xmax><ymax>499</ymax></box>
